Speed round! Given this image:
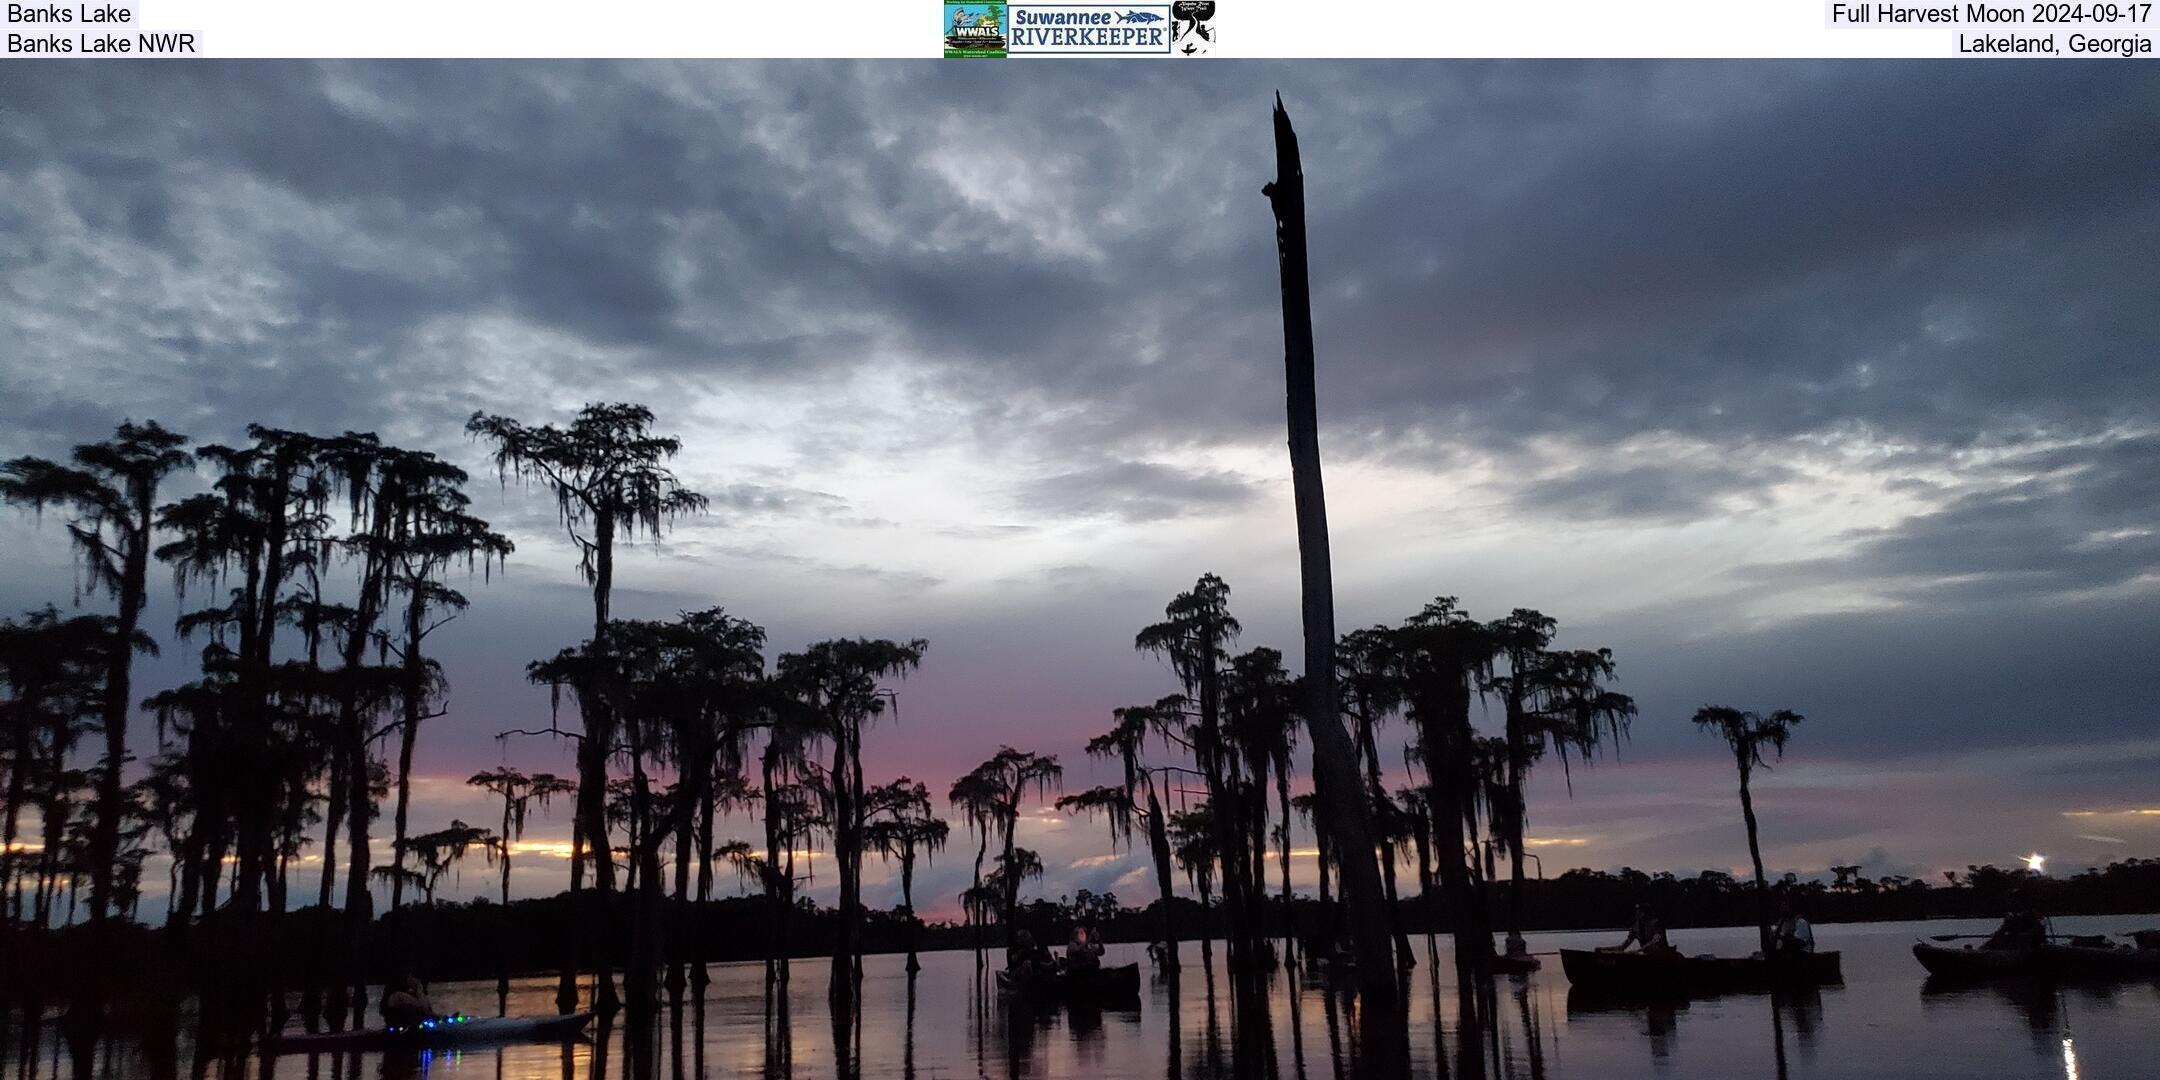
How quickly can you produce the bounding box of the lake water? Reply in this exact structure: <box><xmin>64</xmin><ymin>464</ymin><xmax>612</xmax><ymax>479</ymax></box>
<box><xmin>13</xmin><ymin>915</ymin><xmax>2158</xmax><ymax>1078</ymax></box>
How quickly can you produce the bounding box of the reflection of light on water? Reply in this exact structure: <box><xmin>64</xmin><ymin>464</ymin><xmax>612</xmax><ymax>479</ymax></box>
<box><xmin>2061</xmin><ymin>1037</ymin><xmax>2079</xmax><ymax>1080</ymax></box>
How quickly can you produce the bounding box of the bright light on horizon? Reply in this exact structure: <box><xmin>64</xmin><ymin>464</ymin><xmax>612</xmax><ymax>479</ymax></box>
<box><xmin>2023</xmin><ymin>852</ymin><xmax>2046</xmax><ymax>873</ymax></box>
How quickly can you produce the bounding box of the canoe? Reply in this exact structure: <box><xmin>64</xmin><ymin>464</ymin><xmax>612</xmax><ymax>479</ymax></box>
<box><xmin>1559</xmin><ymin>948</ymin><xmax>1841</xmax><ymax>995</ymax></box>
<box><xmin>1912</xmin><ymin>941</ymin><xmax>2160</xmax><ymax>981</ymax></box>
<box><xmin>265</xmin><ymin>1012</ymin><xmax>593</xmax><ymax>1054</ymax></box>
<box><xmin>997</xmin><ymin>962</ymin><xmax>1142</xmax><ymax>1005</ymax></box>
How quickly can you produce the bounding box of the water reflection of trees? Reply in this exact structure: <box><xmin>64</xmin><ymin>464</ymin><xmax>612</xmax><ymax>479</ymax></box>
<box><xmin>0</xmin><ymin>948</ymin><xmax>1781</xmax><ymax>1080</ymax></box>
<box><xmin>1565</xmin><ymin>986</ymin><xmax>1687</xmax><ymax>1061</ymax></box>
<box><xmin>1920</xmin><ymin>975</ymin><xmax>2130</xmax><ymax>1067</ymax></box>
<box><xmin>1776</xmin><ymin>987</ymin><xmax>1823</xmax><ymax>1073</ymax></box>
<box><xmin>1506</xmin><ymin>976</ymin><xmax>1549</xmax><ymax>1080</ymax></box>
<box><xmin>903</xmin><ymin>968</ymin><xmax>918</xmax><ymax>1080</ymax></box>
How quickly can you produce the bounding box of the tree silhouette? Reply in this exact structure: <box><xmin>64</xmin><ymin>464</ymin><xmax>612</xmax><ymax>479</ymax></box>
<box><xmin>130</xmin><ymin>754</ymin><xmax>190</xmax><ymax>921</ymax></box>
<box><xmin>1483</xmin><ymin>611</ymin><xmax>1634</xmax><ymax>946</ymax></box>
<box><xmin>1168</xmin><ymin>805</ymin><xmax>1218</xmax><ymax>952</ymax></box>
<box><xmin>379</xmin><ymin>457</ymin><xmax>511</xmax><ymax>912</ymax></box>
<box><xmin>465</xmin><ymin>766</ymin><xmax>573</xmax><ymax>1010</ymax></box>
<box><xmin>864</xmin><ymin>781</ymin><xmax>947</xmax><ymax>972</ymax></box>
<box><xmin>468</xmin><ymin>402</ymin><xmax>706</xmax><ymax>1013</ymax></box>
<box><xmin>1390</xmin><ymin>597</ymin><xmax>1497</xmax><ymax>971</ymax></box>
<box><xmin>2</xmin><ymin>421</ymin><xmax>190</xmax><ymax>927</ymax></box>
<box><xmin>399</xmin><ymin>819</ymin><xmax>499</xmax><ymax>907</ymax></box>
<box><xmin>952</xmin><ymin>746</ymin><xmax>1061</xmax><ymax>935</ymax></box>
<box><xmin>1057</xmin><ymin>696</ymin><xmax>1188</xmax><ymax>971</ymax></box>
<box><xmin>530</xmin><ymin>606</ymin><xmax>767</xmax><ymax>1076</ymax></box>
<box><xmin>0</xmin><ymin>608</ymin><xmax>133</xmax><ymax>924</ymax></box>
<box><xmin>154</xmin><ymin>425</ymin><xmax>333</xmax><ymax>918</ymax></box>
<box><xmin>1264</xmin><ymin>95</ymin><xmax>1400</xmax><ymax>1045</ymax></box>
<box><xmin>661</xmin><ymin>617</ymin><xmax>767</xmax><ymax>996</ymax></box>
<box><xmin>985</xmin><ymin>844</ymin><xmax>1043</xmax><ymax>909</ymax></box>
<box><xmin>1367</xmin><ymin>784</ymin><xmax>1418</xmax><ymax>968</ymax></box>
<box><xmin>1224</xmin><ymin>645</ymin><xmax>1303</xmax><ymax>968</ymax></box>
<box><xmin>948</xmin><ymin>766</ymin><xmax>1000</xmax><ymax>975</ymax></box>
<box><xmin>1694</xmin><ymin>705</ymin><xmax>1803</xmax><ymax>955</ymax></box>
<box><xmin>1137</xmin><ymin>573</ymin><xmax>1281</xmax><ymax>980</ymax></box>
<box><xmin>1484</xmin><ymin>607</ymin><xmax>1554</xmax><ymax>942</ymax></box>
<box><xmin>774</xmin><ymin>636</ymin><xmax>925</xmax><ymax>1010</ymax></box>
<box><xmin>274</xmin><ymin>552</ymin><xmax>349</xmax><ymax>939</ymax></box>
<box><xmin>749</xmin><ymin>709</ymin><xmax>822</xmax><ymax>990</ymax></box>
<box><xmin>467</xmin><ymin>768</ymin><xmax>576</xmax><ymax>907</ymax></box>
<box><xmin>313</xmin><ymin>435</ymin><xmax>430</xmax><ymax>1022</ymax></box>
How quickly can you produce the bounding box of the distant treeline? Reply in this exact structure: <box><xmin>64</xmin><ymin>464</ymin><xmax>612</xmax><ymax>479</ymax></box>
<box><xmin>1480</xmin><ymin>858</ymin><xmax>2160</xmax><ymax>931</ymax></box>
<box><xmin>6</xmin><ymin>858</ymin><xmax>2151</xmax><ymax>998</ymax></box>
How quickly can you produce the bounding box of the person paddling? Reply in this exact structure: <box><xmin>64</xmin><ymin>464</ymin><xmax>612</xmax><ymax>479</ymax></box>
<box><xmin>1503</xmin><ymin>932</ymin><xmax>1532</xmax><ymax>961</ymax></box>
<box><xmin>1985</xmin><ymin>900</ymin><xmax>2048</xmax><ymax>950</ymax></box>
<box><xmin>1064</xmin><ymin>925</ymin><xmax>1105</xmax><ymax>973</ymax></box>
<box><xmin>1613</xmin><ymin>903</ymin><xmax>1675</xmax><ymax>956</ymax></box>
<box><xmin>380</xmin><ymin>974</ymin><xmax>437</xmax><ymax>1030</ymax></box>
<box><xmin>1008</xmin><ymin>929</ymin><xmax>1056</xmax><ymax>977</ymax></box>
<box><xmin>1773</xmin><ymin>894</ymin><xmax>1815</xmax><ymax>957</ymax></box>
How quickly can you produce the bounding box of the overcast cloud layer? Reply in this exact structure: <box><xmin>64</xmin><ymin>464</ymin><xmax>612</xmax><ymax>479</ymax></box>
<box><xmin>2</xmin><ymin>62</ymin><xmax>2156</xmax><ymax>916</ymax></box>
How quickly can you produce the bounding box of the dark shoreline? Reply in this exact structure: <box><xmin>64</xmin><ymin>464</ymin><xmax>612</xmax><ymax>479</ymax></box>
<box><xmin>6</xmin><ymin>857</ymin><xmax>2154</xmax><ymax>993</ymax></box>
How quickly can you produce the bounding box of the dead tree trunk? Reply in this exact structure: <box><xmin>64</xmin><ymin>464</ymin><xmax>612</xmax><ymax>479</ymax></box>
<box><xmin>1264</xmin><ymin>93</ymin><xmax>1406</xmax><ymax>1074</ymax></box>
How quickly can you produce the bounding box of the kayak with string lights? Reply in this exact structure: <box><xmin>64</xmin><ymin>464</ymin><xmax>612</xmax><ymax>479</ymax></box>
<box><xmin>265</xmin><ymin>1011</ymin><xmax>593</xmax><ymax>1054</ymax></box>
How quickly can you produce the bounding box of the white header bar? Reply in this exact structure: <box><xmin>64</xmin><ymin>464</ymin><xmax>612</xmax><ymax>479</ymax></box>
<box><xmin>4</xmin><ymin>0</ymin><xmax>2155</xmax><ymax>58</ymax></box>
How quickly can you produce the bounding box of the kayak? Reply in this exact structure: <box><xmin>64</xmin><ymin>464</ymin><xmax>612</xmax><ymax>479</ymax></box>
<box><xmin>265</xmin><ymin>1012</ymin><xmax>593</xmax><ymax>1054</ymax></box>
<box><xmin>997</xmin><ymin>962</ymin><xmax>1142</xmax><ymax>1005</ymax></box>
<box><xmin>1912</xmin><ymin>941</ymin><xmax>2160</xmax><ymax>981</ymax></box>
<box><xmin>1559</xmin><ymin>948</ymin><xmax>1841</xmax><ymax>995</ymax></box>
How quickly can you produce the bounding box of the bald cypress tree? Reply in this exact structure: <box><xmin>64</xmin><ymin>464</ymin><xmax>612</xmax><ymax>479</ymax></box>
<box><xmin>1057</xmin><ymin>697</ymin><xmax>1187</xmax><ymax>972</ymax></box>
<box><xmin>1695</xmin><ymin>705</ymin><xmax>1802</xmax><ymax>956</ymax></box>
<box><xmin>379</xmin><ymin>455</ymin><xmax>512</xmax><ymax>912</ymax></box>
<box><xmin>953</xmin><ymin>747</ymin><xmax>1062</xmax><ymax>934</ymax></box>
<box><xmin>2</xmin><ymin>420</ymin><xmax>191</xmax><ymax>926</ymax></box>
<box><xmin>154</xmin><ymin>427</ymin><xmax>331</xmax><ymax>918</ymax></box>
<box><xmin>864</xmin><ymin>780</ymin><xmax>946</xmax><ymax>972</ymax></box>
<box><xmin>776</xmin><ymin>638</ymin><xmax>927</xmax><ymax>1012</ymax></box>
<box><xmin>1392</xmin><ymin>598</ymin><xmax>1499</xmax><ymax>975</ymax></box>
<box><xmin>468</xmin><ymin>402</ymin><xmax>706</xmax><ymax>1013</ymax></box>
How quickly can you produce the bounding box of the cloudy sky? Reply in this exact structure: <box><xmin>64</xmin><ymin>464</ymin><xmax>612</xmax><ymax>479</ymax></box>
<box><xmin>2</xmin><ymin>62</ymin><xmax>2156</xmax><ymax>917</ymax></box>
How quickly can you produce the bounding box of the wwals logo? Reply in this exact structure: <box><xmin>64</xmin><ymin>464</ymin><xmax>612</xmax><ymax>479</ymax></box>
<box><xmin>945</xmin><ymin>2</ymin><xmax>1008</xmax><ymax>56</ymax></box>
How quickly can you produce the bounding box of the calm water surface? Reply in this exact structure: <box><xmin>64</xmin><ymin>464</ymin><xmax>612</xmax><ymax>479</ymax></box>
<box><xmin>15</xmin><ymin>915</ymin><xmax>2158</xmax><ymax>1079</ymax></box>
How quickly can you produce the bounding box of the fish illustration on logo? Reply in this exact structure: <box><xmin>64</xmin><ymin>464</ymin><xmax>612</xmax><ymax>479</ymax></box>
<box><xmin>1117</xmin><ymin>9</ymin><xmax>1164</xmax><ymax>21</ymax></box>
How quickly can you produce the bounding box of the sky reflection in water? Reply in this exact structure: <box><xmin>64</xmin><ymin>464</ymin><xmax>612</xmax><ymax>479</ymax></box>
<box><xmin>19</xmin><ymin>915</ymin><xmax>2158</xmax><ymax>1079</ymax></box>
